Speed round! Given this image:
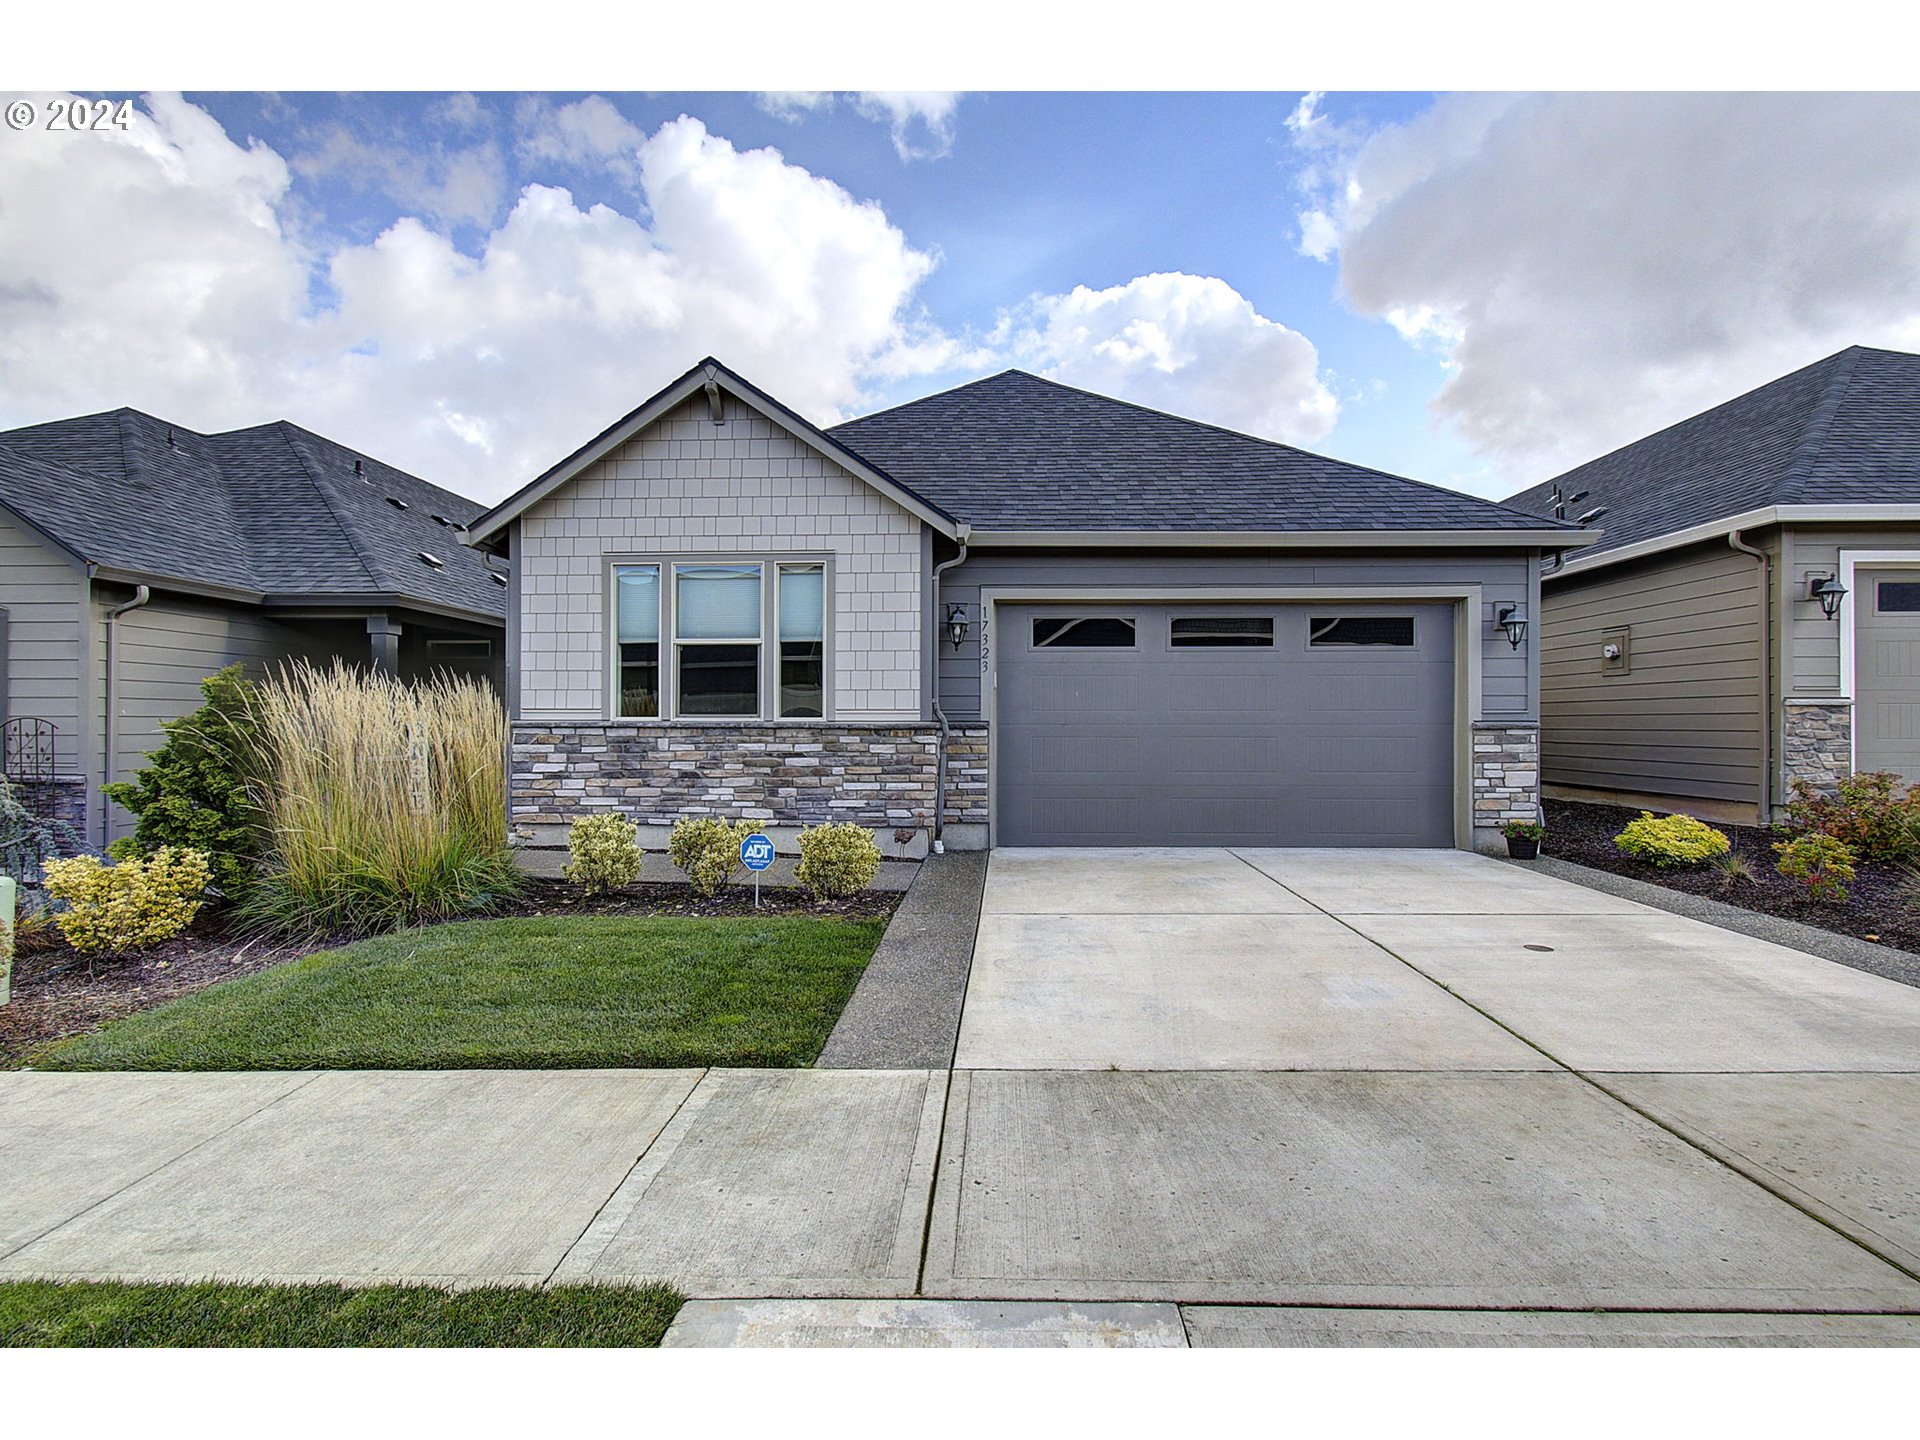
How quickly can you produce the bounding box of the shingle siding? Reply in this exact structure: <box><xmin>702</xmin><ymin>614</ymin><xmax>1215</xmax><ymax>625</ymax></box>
<box><xmin>516</xmin><ymin>394</ymin><xmax>923</xmax><ymax>721</ymax></box>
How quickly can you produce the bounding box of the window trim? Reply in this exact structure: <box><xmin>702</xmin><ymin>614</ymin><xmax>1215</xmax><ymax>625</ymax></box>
<box><xmin>605</xmin><ymin>554</ymin><xmax>833</xmax><ymax>722</ymax></box>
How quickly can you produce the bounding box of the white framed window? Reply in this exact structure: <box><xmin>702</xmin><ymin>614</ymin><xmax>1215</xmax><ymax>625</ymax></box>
<box><xmin>610</xmin><ymin>558</ymin><xmax>830</xmax><ymax>720</ymax></box>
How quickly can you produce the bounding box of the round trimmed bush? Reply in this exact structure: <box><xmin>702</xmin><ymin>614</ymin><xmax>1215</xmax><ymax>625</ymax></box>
<box><xmin>1612</xmin><ymin>811</ymin><xmax>1732</xmax><ymax>868</ymax></box>
<box><xmin>794</xmin><ymin>823</ymin><xmax>881</xmax><ymax>901</ymax></box>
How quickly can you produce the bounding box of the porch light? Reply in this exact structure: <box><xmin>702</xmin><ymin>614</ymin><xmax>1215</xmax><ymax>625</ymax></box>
<box><xmin>1496</xmin><ymin>604</ymin><xmax>1529</xmax><ymax>650</ymax></box>
<box><xmin>1808</xmin><ymin>573</ymin><xmax>1848</xmax><ymax>621</ymax></box>
<box><xmin>945</xmin><ymin>602</ymin><xmax>971</xmax><ymax>650</ymax></box>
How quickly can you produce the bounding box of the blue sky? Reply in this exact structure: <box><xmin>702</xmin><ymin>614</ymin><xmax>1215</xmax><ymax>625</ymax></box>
<box><xmin>7</xmin><ymin>89</ymin><xmax>1919</xmax><ymax>504</ymax></box>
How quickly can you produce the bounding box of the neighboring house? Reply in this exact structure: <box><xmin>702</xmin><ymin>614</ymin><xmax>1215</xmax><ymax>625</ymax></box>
<box><xmin>0</xmin><ymin>408</ymin><xmax>506</xmax><ymax>846</ymax></box>
<box><xmin>464</xmin><ymin>358</ymin><xmax>1581</xmax><ymax>858</ymax></box>
<box><xmin>1504</xmin><ymin>345</ymin><xmax>1920</xmax><ymax>825</ymax></box>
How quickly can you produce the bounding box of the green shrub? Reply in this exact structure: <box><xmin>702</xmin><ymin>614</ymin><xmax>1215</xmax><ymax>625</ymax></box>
<box><xmin>666</xmin><ymin>817</ymin><xmax>762</xmax><ymax>898</ymax></box>
<box><xmin>1782</xmin><ymin>771</ymin><xmax>1920</xmax><ymax>862</ymax></box>
<box><xmin>794</xmin><ymin>823</ymin><xmax>881</xmax><ymax>900</ymax></box>
<box><xmin>0</xmin><ymin>774</ymin><xmax>83</xmax><ymax>916</ymax></box>
<box><xmin>1502</xmin><ymin>820</ymin><xmax>1545</xmax><ymax>841</ymax></box>
<box><xmin>1613</xmin><ymin>811</ymin><xmax>1732</xmax><ymax>868</ymax></box>
<box><xmin>565</xmin><ymin>814</ymin><xmax>644</xmax><ymax>895</ymax></box>
<box><xmin>236</xmin><ymin>661</ymin><xmax>520</xmax><ymax>937</ymax></box>
<box><xmin>102</xmin><ymin>664</ymin><xmax>262</xmax><ymax>898</ymax></box>
<box><xmin>1773</xmin><ymin>833</ymin><xmax>1856</xmax><ymax>903</ymax></box>
<box><xmin>41</xmin><ymin>847</ymin><xmax>213</xmax><ymax>954</ymax></box>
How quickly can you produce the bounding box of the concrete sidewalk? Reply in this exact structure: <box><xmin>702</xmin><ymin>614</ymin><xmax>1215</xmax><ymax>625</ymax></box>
<box><xmin>6</xmin><ymin>849</ymin><xmax>1920</xmax><ymax>1344</ymax></box>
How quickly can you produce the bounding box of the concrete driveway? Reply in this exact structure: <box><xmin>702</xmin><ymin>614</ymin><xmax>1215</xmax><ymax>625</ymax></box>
<box><xmin>6</xmin><ymin>846</ymin><xmax>1920</xmax><ymax>1345</ymax></box>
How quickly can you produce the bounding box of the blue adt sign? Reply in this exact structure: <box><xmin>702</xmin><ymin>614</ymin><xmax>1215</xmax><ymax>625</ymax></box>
<box><xmin>739</xmin><ymin>833</ymin><xmax>776</xmax><ymax>871</ymax></box>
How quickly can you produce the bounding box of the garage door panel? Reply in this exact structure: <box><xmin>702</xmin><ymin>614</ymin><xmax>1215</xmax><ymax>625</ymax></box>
<box><xmin>996</xmin><ymin>603</ymin><xmax>1457</xmax><ymax>847</ymax></box>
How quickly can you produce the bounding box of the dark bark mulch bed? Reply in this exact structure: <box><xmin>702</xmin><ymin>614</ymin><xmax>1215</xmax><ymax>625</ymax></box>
<box><xmin>1542</xmin><ymin>798</ymin><xmax>1920</xmax><ymax>953</ymax></box>
<box><xmin>2</xmin><ymin>878</ymin><xmax>899</xmax><ymax>1067</ymax></box>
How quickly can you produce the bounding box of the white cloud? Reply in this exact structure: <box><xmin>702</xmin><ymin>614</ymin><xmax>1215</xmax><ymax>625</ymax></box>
<box><xmin>1300</xmin><ymin>92</ymin><xmax>1920</xmax><ymax>481</ymax></box>
<box><xmin>755</xmin><ymin>90</ymin><xmax>962</xmax><ymax>160</ymax></box>
<box><xmin>293</xmin><ymin>123</ymin><xmax>508</xmax><ymax>229</ymax></box>
<box><xmin>0</xmin><ymin>98</ymin><xmax>955</xmax><ymax>499</ymax></box>
<box><xmin>515</xmin><ymin>95</ymin><xmax>647</xmax><ymax>180</ymax></box>
<box><xmin>996</xmin><ymin>272</ymin><xmax>1338</xmax><ymax>444</ymax></box>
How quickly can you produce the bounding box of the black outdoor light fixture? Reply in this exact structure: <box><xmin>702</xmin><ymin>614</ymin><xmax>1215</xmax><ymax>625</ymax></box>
<box><xmin>1807</xmin><ymin>573</ymin><xmax>1848</xmax><ymax>621</ymax></box>
<box><xmin>1496</xmin><ymin>604</ymin><xmax>1529</xmax><ymax>650</ymax></box>
<box><xmin>945</xmin><ymin>602</ymin><xmax>971</xmax><ymax>650</ymax></box>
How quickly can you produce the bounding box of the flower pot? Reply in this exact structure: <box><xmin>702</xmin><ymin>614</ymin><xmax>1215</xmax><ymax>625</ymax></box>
<box><xmin>1506</xmin><ymin>835</ymin><xmax>1540</xmax><ymax>860</ymax></box>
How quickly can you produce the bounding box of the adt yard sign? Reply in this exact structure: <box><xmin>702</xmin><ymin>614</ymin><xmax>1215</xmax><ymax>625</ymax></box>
<box><xmin>740</xmin><ymin>832</ymin><xmax>775</xmax><ymax>907</ymax></box>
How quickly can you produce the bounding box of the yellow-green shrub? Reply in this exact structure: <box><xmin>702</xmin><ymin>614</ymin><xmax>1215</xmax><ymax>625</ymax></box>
<box><xmin>1612</xmin><ymin>811</ymin><xmax>1732</xmax><ymax>868</ymax></box>
<box><xmin>1773</xmin><ymin>833</ymin><xmax>1856</xmax><ymax>903</ymax></box>
<box><xmin>667</xmin><ymin>817</ymin><xmax>763</xmax><ymax>898</ymax></box>
<box><xmin>794</xmin><ymin>823</ymin><xmax>881</xmax><ymax>901</ymax></box>
<box><xmin>565</xmin><ymin>814</ymin><xmax>644</xmax><ymax>895</ymax></box>
<box><xmin>41</xmin><ymin>847</ymin><xmax>213</xmax><ymax>953</ymax></box>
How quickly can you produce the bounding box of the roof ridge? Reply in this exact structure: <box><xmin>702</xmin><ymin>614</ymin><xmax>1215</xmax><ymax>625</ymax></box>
<box><xmin>843</xmin><ymin>368</ymin><xmax>1561</xmax><ymax>525</ymax></box>
<box><xmin>1780</xmin><ymin>347</ymin><xmax>1864</xmax><ymax>503</ymax></box>
<box><xmin>261</xmin><ymin>419</ymin><xmax>487</xmax><ymax>514</ymax></box>
<box><xmin>264</xmin><ymin>421</ymin><xmax>386</xmax><ymax>593</ymax></box>
<box><xmin>0</xmin><ymin>439</ymin><xmax>106</xmax><ymax>563</ymax></box>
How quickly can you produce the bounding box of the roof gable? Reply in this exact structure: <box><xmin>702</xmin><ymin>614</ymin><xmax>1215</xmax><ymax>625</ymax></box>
<box><xmin>1504</xmin><ymin>346</ymin><xmax>1920</xmax><ymax>560</ymax></box>
<box><xmin>828</xmin><ymin>370</ymin><xmax>1572</xmax><ymax>536</ymax></box>
<box><xmin>463</xmin><ymin>358</ymin><xmax>959</xmax><ymax>547</ymax></box>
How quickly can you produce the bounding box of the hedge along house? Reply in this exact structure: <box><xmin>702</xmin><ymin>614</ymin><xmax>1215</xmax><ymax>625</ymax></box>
<box><xmin>1503</xmin><ymin>345</ymin><xmax>1920</xmax><ymax>825</ymax></box>
<box><xmin>463</xmin><ymin>358</ymin><xmax>1585</xmax><ymax>862</ymax></box>
<box><xmin>0</xmin><ymin>407</ymin><xmax>506</xmax><ymax>848</ymax></box>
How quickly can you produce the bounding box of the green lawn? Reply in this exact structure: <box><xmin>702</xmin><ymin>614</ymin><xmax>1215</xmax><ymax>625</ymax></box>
<box><xmin>32</xmin><ymin>914</ymin><xmax>885</xmax><ymax>1071</ymax></box>
<box><xmin>0</xmin><ymin>1280</ymin><xmax>683</xmax><ymax>1347</ymax></box>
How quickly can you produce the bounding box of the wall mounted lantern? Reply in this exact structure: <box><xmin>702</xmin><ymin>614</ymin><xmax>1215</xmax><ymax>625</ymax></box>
<box><xmin>945</xmin><ymin>602</ymin><xmax>971</xmax><ymax>650</ymax></box>
<box><xmin>1496</xmin><ymin>604</ymin><xmax>1529</xmax><ymax>650</ymax></box>
<box><xmin>1807</xmin><ymin>573</ymin><xmax>1848</xmax><ymax>621</ymax></box>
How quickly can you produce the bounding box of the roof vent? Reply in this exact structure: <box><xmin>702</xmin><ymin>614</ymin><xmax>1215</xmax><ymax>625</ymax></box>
<box><xmin>430</xmin><ymin>513</ymin><xmax>452</xmax><ymax>527</ymax></box>
<box><xmin>385</xmin><ymin>496</ymin><xmax>409</xmax><ymax>510</ymax></box>
<box><xmin>354</xmin><ymin>459</ymin><xmax>366</xmax><ymax>479</ymax></box>
<box><xmin>490</xmin><ymin>571</ymin><xmax>509</xmax><ymax>587</ymax></box>
<box><xmin>418</xmin><ymin>551</ymin><xmax>443</xmax><ymax>569</ymax></box>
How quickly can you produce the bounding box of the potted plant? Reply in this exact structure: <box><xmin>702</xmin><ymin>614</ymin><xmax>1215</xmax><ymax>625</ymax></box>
<box><xmin>1503</xmin><ymin>819</ymin><xmax>1545</xmax><ymax>860</ymax></box>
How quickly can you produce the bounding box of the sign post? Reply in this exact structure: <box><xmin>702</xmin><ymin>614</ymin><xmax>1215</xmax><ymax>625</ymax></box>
<box><xmin>739</xmin><ymin>832</ymin><xmax>775</xmax><ymax>908</ymax></box>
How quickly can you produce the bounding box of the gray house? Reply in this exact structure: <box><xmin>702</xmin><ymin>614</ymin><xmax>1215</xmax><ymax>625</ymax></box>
<box><xmin>0</xmin><ymin>407</ymin><xmax>506</xmax><ymax>846</ymax></box>
<box><xmin>465</xmin><ymin>359</ymin><xmax>1582</xmax><ymax>858</ymax></box>
<box><xmin>1504</xmin><ymin>345</ymin><xmax>1920</xmax><ymax>825</ymax></box>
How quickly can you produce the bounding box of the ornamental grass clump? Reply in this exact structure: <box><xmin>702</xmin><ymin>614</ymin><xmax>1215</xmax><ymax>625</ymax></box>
<box><xmin>794</xmin><ymin>822</ymin><xmax>881</xmax><ymax>901</ymax></box>
<box><xmin>41</xmin><ymin>847</ymin><xmax>213</xmax><ymax>954</ymax></box>
<box><xmin>565</xmin><ymin>814</ymin><xmax>645</xmax><ymax>896</ymax></box>
<box><xmin>239</xmin><ymin>661</ymin><xmax>519</xmax><ymax>937</ymax></box>
<box><xmin>1612</xmin><ymin>811</ymin><xmax>1732</xmax><ymax>868</ymax></box>
<box><xmin>667</xmin><ymin>817</ymin><xmax>762</xmax><ymax>898</ymax></box>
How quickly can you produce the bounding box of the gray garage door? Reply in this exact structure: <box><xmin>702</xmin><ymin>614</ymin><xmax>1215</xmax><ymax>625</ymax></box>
<box><xmin>995</xmin><ymin>603</ymin><xmax>1456</xmax><ymax>847</ymax></box>
<box><xmin>1855</xmin><ymin>569</ymin><xmax>1920</xmax><ymax>784</ymax></box>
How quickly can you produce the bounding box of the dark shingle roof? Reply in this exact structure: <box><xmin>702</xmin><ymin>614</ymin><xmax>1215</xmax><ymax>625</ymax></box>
<box><xmin>827</xmin><ymin>370</ymin><xmax>1570</xmax><ymax>533</ymax></box>
<box><xmin>0</xmin><ymin>408</ymin><xmax>502</xmax><ymax>619</ymax></box>
<box><xmin>1502</xmin><ymin>346</ymin><xmax>1920</xmax><ymax>558</ymax></box>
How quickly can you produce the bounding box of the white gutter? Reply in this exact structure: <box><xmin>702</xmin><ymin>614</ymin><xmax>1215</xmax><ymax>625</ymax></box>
<box><xmin>102</xmin><ymin>583</ymin><xmax>152</xmax><ymax>848</ymax></box>
<box><xmin>1550</xmin><ymin>505</ymin><xmax>1920</xmax><ymax>582</ymax></box>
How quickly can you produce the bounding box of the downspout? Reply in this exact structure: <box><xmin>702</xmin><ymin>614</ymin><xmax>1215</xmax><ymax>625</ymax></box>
<box><xmin>102</xmin><ymin>584</ymin><xmax>152</xmax><ymax>848</ymax></box>
<box><xmin>929</xmin><ymin>526</ymin><xmax>971</xmax><ymax>855</ymax></box>
<box><xmin>1728</xmin><ymin>529</ymin><xmax>1772</xmax><ymax>822</ymax></box>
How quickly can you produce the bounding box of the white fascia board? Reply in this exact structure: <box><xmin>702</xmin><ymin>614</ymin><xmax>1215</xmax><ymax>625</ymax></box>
<box><xmin>463</xmin><ymin>363</ymin><xmax>958</xmax><ymax>547</ymax></box>
<box><xmin>1550</xmin><ymin>505</ymin><xmax>1920</xmax><ymax>583</ymax></box>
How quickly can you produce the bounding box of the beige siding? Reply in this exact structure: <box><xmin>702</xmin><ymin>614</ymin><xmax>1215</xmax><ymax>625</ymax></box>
<box><xmin>1779</xmin><ymin>523</ymin><xmax>1920</xmax><ymax>696</ymax></box>
<box><xmin>516</xmin><ymin>393</ymin><xmax>924</xmax><ymax>721</ymax></box>
<box><xmin>104</xmin><ymin>596</ymin><xmax>356</xmax><ymax>843</ymax></box>
<box><xmin>0</xmin><ymin>507</ymin><xmax>87</xmax><ymax>773</ymax></box>
<box><xmin>1541</xmin><ymin>541</ymin><xmax>1765</xmax><ymax>806</ymax></box>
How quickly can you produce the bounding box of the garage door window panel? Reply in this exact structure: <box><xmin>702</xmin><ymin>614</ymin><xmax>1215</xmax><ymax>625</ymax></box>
<box><xmin>1171</xmin><ymin>616</ymin><xmax>1274</xmax><ymax>648</ymax></box>
<box><xmin>1031</xmin><ymin>616</ymin><xmax>1137</xmax><ymax>649</ymax></box>
<box><xmin>1309</xmin><ymin>616</ymin><xmax>1416</xmax><ymax>647</ymax></box>
<box><xmin>1877</xmin><ymin>582</ymin><xmax>1920</xmax><ymax>613</ymax></box>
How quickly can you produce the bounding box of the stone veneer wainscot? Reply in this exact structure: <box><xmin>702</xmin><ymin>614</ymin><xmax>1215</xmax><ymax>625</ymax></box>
<box><xmin>1471</xmin><ymin>722</ymin><xmax>1541</xmax><ymax>837</ymax></box>
<box><xmin>511</xmin><ymin>721</ymin><xmax>991</xmax><ymax>848</ymax></box>
<box><xmin>1781</xmin><ymin>699</ymin><xmax>1853</xmax><ymax>796</ymax></box>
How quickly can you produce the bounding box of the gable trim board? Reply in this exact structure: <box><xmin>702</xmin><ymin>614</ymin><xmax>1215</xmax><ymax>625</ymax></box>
<box><xmin>965</xmin><ymin>528</ymin><xmax>1579</xmax><ymax>549</ymax></box>
<box><xmin>464</xmin><ymin>359</ymin><xmax>960</xmax><ymax>550</ymax></box>
<box><xmin>1550</xmin><ymin>505</ymin><xmax>1920</xmax><ymax>582</ymax></box>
